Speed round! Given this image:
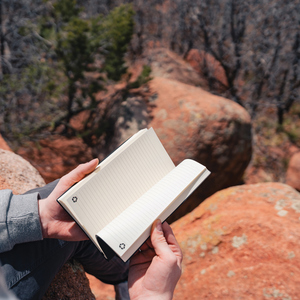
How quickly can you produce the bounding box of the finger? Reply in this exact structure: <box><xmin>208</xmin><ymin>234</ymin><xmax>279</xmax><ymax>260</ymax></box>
<box><xmin>162</xmin><ymin>222</ymin><xmax>183</xmax><ymax>264</ymax></box>
<box><xmin>150</xmin><ymin>219</ymin><xmax>174</xmax><ymax>258</ymax></box>
<box><xmin>162</xmin><ymin>222</ymin><xmax>180</xmax><ymax>250</ymax></box>
<box><xmin>52</xmin><ymin>159</ymin><xmax>99</xmax><ymax>198</ymax></box>
<box><xmin>61</xmin><ymin>158</ymin><xmax>99</xmax><ymax>187</ymax></box>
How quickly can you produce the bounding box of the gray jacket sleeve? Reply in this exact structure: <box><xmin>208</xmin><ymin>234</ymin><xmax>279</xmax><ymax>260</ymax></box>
<box><xmin>0</xmin><ymin>190</ymin><xmax>43</xmax><ymax>253</ymax></box>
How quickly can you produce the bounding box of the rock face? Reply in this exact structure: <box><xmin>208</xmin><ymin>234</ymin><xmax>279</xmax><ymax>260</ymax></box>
<box><xmin>0</xmin><ymin>134</ymin><xmax>11</xmax><ymax>152</ymax></box>
<box><xmin>0</xmin><ymin>149</ymin><xmax>45</xmax><ymax>194</ymax></box>
<box><xmin>148</xmin><ymin>77</ymin><xmax>252</xmax><ymax>221</ymax></box>
<box><xmin>0</xmin><ymin>148</ymin><xmax>95</xmax><ymax>299</ymax></box>
<box><xmin>186</xmin><ymin>49</ymin><xmax>228</xmax><ymax>92</ymax></box>
<box><xmin>129</xmin><ymin>48</ymin><xmax>205</xmax><ymax>87</ymax></box>
<box><xmin>17</xmin><ymin>136</ymin><xmax>93</xmax><ymax>184</ymax></box>
<box><xmin>172</xmin><ymin>182</ymin><xmax>300</xmax><ymax>300</ymax></box>
<box><xmin>286</xmin><ymin>151</ymin><xmax>300</xmax><ymax>191</ymax></box>
<box><xmin>43</xmin><ymin>261</ymin><xmax>95</xmax><ymax>300</ymax></box>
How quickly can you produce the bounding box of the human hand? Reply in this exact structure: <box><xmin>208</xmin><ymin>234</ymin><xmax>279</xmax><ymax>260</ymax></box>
<box><xmin>128</xmin><ymin>220</ymin><xmax>183</xmax><ymax>300</ymax></box>
<box><xmin>38</xmin><ymin>158</ymin><xmax>99</xmax><ymax>240</ymax></box>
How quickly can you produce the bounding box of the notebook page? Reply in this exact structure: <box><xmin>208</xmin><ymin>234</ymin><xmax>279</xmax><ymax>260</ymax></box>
<box><xmin>97</xmin><ymin>128</ymin><xmax>148</xmax><ymax>170</ymax></box>
<box><xmin>57</xmin><ymin>129</ymin><xmax>148</xmax><ymax>201</ymax></box>
<box><xmin>122</xmin><ymin>168</ymin><xmax>210</xmax><ymax>261</ymax></box>
<box><xmin>57</xmin><ymin>127</ymin><xmax>175</xmax><ymax>250</ymax></box>
<box><xmin>96</xmin><ymin>159</ymin><xmax>208</xmax><ymax>261</ymax></box>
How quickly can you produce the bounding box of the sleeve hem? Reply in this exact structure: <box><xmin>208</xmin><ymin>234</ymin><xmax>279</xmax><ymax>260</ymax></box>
<box><xmin>7</xmin><ymin>192</ymin><xmax>43</xmax><ymax>248</ymax></box>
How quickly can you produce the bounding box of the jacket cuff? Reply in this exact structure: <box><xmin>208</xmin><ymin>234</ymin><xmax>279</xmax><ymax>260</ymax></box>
<box><xmin>7</xmin><ymin>192</ymin><xmax>43</xmax><ymax>249</ymax></box>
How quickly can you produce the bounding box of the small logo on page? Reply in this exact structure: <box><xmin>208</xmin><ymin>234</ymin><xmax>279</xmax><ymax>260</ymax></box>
<box><xmin>72</xmin><ymin>196</ymin><xmax>78</xmax><ymax>203</ymax></box>
<box><xmin>119</xmin><ymin>243</ymin><xmax>126</xmax><ymax>250</ymax></box>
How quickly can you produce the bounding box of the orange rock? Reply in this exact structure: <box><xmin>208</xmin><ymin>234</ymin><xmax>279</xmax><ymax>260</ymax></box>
<box><xmin>186</xmin><ymin>49</ymin><xmax>228</xmax><ymax>90</ymax></box>
<box><xmin>0</xmin><ymin>134</ymin><xmax>11</xmax><ymax>151</ymax></box>
<box><xmin>172</xmin><ymin>182</ymin><xmax>300</xmax><ymax>300</ymax></box>
<box><xmin>128</xmin><ymin>47</ymin><xmax>205</xmax><ymax>87</ymax></box>
<box><xmin>0</xmin><ymin>149</ymin><xmax>45</xmax><ymax>194</ymax></box>
<box><xmin>0</xmin><ymin>175</ymin><xmax>13</xmax><ymax>192</ymax></box>
<box><xmin>286</xmin><ymin>151</ymin><xmax>300</xmax><ymax>191</ymax></box>
<box><xmin>149</xmin><ymin>77</ymin><xmax>252</xmax><ymax>221</ymax></box>
<box><xmin>43</xmin><ymin>261</ymin><xmax>95</xmax><ymax>300</ymax></box>
<box><xmin>17</xmin><ymin>136</ymin><xmax>93</xmax><ymax>183</ymax></box>
<box><xmin>86</xmin><ymin>274</ymin><xmax>115</xmax><ymax>300</ymax></box>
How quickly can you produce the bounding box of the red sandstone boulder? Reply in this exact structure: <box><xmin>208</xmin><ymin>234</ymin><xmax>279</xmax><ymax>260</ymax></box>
<box><xmin>0</xmin><ymin>149</ymin><xmax>45</xmax><ymax>194</ymax></box>
<box><xmin>186</xmin><ymin>49</ymin><xmax>228</xmax><ymax>92</ymax></box>
<box><xmin>17</xmin><ymin>136</ymin><xmax>93</xmax><ymax>183</ymax></box>
<box><xmin>86</xmin><ymin>274</ymin><xmax>115</xmax><ymax>300</ymax></box>
<box><xmin>148</xmin><ymin>77</ymin><xmax>252</xmax><ymax>221</ymax></box>
<box><xmin>0</xmin><ymin>134</ymin><xmax>11</xmax><ymax>152</ymax></box>
<box><xmin>43</xmin><ymin>261</ymin><xmax>95</xmax><ymax>300</ymax></box>
<box><xmin>286</xmin><ymin>151</ymin><xmax>300</xmax><ymax>191</ymax></box>
<box><xmin>128</xmin><ymin>47</ymin><xmax>205</xmax><ymax>87</ymax></box>
<box><xmin>172</xmin><ymin>182</ymin><xmax>300</xmax><ymax>300</ymax></box>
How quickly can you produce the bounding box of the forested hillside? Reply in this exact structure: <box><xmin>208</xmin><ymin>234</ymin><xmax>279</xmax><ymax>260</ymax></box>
<box><xmin>0</xmin><ymin>0</ymin><xmax>299</xmax><ymax>183</ymax></box>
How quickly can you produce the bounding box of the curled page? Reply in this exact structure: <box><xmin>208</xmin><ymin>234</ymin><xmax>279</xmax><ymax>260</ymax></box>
<box><xmin>96</xmin><ymin>159</ymin><xmax>210</xmax><ymax>262</ymax></box>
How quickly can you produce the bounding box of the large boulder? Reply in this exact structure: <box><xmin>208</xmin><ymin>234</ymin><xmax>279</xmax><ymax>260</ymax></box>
<box><xmin>128</xmin><ymin>47</ymin><xmax>205</xmax><ymax>87</ymax></box>
<box><xmin>172</xmin><ymin>182</ymin><xmax>300</xmax><ymax>300</ymax></box>
<box><xmin>0</xmin><ymin>134</ymin><xmax>11</xmax><ymax>152</ymax></box>
<box><xmin>186</xmin><ymin>49</ymin><xmax>228</xmax><ymax>92</ymax></box>
<box><xmin>0</xmin><ymin>148</ymin><xmax>95</xmax><ymax>299</ymax></box>
<box><xmin>286</xmin><ymin>151</ymin><xmax>300</xmax><ymax>191</ymax></box>
<box><xmin>43</xmin><ymin>260</ymin><xmax>95</xmax><ymax>300</ymax></box>
<box><xmin>148</xmin><ymin>77</ymin><xmax>252</xmax><ymax>221</ymax></box>
<box><xmin>0</xmin><ymin>149</ymin><xmax>45</xmax><ymax>194</ymax></box>
<box><xmin>17</xmin><ymin>136</ymin><xmax>93</xmax><ymax>184</ymax></box>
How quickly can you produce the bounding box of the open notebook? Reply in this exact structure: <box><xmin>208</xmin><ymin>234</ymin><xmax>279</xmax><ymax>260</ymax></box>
<box><xmin>57</xmin><ymin>128</ymin><xmax>210</xmax><ymax>262</ymax></box>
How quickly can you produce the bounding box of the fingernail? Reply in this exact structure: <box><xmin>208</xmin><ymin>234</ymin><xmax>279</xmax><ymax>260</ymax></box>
<box><xmin>92</xmin><ymin>158</ymin><xmax>99</xmax><ymax>164</ymax></box>
<box><xmin>155</xmin><ymin>219</ymin><xmax>162</xmax><ymax>232</ymax></box>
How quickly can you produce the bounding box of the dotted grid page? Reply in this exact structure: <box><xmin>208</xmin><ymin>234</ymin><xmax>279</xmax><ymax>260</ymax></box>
<box><xmin>58</xmin><ymin>128</ymin><xmax>175</xmax><ymax>248</ymax></box>
<box><xmin>97</xmin><ymin>159</ymin><xmax>208</xmax><ymax>261</ymax></box>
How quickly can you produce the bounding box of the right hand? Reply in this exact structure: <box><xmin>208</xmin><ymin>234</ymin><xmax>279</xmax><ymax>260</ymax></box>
<box><xmin>38</xmin><ymin>158</ymin><xmax>99</xmax><ymax>241</ymax></box>
<box><xmin>128</xmin><ymin>220</ymin><xmax>183</xmax><ymax>300</ymax></box>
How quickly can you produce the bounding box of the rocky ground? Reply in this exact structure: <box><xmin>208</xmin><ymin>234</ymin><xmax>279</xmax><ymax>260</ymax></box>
<box><xmin>172</xmin><ymin>182</ymin><xmax>300</xmax><ymax>300</ymax></box>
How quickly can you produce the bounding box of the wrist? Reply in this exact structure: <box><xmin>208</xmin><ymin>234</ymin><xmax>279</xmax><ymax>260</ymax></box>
<box><xmin>38</xmin><ymin>199</ymin><xmax>50</xmax><ymax>239</ymax></box>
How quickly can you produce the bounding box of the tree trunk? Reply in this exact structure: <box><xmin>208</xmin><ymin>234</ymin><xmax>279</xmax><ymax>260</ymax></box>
<box><xmin>0</xmin><ymin>0</ymin><xmax>4</xmax><ymax>78</ymax></box>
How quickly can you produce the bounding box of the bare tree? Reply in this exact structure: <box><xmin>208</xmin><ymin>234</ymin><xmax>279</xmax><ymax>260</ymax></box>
<box><xmin>128</xmin><ymin>0</ymin><xmax>300</xmax><ymax>124</ymax></box>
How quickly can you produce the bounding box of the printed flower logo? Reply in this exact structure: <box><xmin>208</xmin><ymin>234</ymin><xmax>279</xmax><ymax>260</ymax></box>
<box><xmin>72</xmin><ymin>196</ymin><xmax>78</xmax><ymax>203</ymax></box>
<box><xmin>119</xmin><ymin>243</ymin><xmax>126</xmax><ymax>250</ymax></box>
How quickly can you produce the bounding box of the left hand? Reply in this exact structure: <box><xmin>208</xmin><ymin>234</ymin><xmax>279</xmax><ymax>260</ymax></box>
<box><xmin>38</xmin><ymin>158</ymin><xmax>99</xmax><ymax>240</ymax></box>
<box><xmin>128</xmin><ymin>220</ymin><xmax>183</xmax><ymax>300</ymax></box>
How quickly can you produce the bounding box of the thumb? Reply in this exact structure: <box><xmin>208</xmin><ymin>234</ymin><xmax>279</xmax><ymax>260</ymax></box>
<box><xmin>62</xmin><ymin>158</ymin><xmax>99</xmax><ymax>185</ymax></box>
<box><xmin>150</xmin><ymin>219</ymin><xmax>173</xmax><ymax>258</ymax></box>
<box><xmin>51</xmin><ymin>158</ymin><xmax>99</xmax><ymax>199</ymax></box>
